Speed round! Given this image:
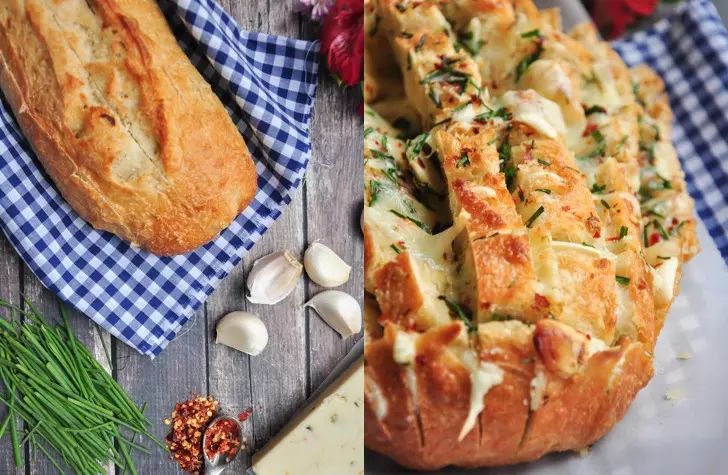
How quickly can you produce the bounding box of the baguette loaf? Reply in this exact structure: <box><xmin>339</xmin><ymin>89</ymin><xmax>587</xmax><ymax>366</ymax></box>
<box><xmin>0</xmin><ymin>0</ymin><xmax>257</xmax><ymax>255</ymax></box>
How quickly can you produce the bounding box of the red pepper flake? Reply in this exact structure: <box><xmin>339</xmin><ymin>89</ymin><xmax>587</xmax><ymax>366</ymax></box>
<box><xmin>649</xmin><ymin>232</ymin><xmax>660</xmax><ymax>245</ymax></box>
<box><xmin>204</xmin><ymin>418</ymin><xmax>242</xmax><ymax>463</ymax></box>
<box><xmin>238</xmin><ymin>407</ymin><xmax>254</xmax><ymax>422</ymax></box>
<box><xmin>582</xmin><ymin>123</ymin><xmax>598</xmax><ymax>137</ymax></box>
<box><xmin>165</xmin><ymin>396</ymin><xmax>219</xmax><ymax>474</ymax></box>
<box><xmin>533</xmin><ymin>294</ymin><xmax>550</xmax><ymax>309</ymax></box>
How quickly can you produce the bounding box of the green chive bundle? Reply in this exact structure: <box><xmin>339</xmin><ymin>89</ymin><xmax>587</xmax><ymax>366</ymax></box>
<box><xmin>0</xmin><ymin>300</ymin><xmax>163</xmax><ymax>474</ymax></box>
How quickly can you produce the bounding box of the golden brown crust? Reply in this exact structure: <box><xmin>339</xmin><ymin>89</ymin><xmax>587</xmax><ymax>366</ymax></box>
<box><xmin>364</xmin><ymin>0</ymin><xmax>697</xmax><ymax>470</ymax></box>
<box><xmin>0</xmin><ymin>0</ymin><xmax>256</xmax><ymax>255</ymax></box>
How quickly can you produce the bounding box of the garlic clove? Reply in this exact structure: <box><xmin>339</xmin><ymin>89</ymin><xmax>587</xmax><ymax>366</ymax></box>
<box><xmin>303</xmin><ymin>242</ymin><xmax>352</xmax><ymax>288</ymax></box>
<box><xmin>246</xmin><ymin>251</ymin><xmax>303</xmax><ymax>304</ymax></box>
<box><xmin>216</xmin><ymin>311</ymin><xmax>269</xmax><ymax>355</ymax></box>
<box><xmin>304</xmin><ymin>290</ymin><xmax>362</xmax><ymax>338</ymax></box>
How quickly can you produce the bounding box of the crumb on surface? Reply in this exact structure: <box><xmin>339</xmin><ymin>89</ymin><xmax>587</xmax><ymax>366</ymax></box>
<box><xmin>664</xmin><ymin>388</ymin><xmax>686</xmax><ymax>402</ymax></box>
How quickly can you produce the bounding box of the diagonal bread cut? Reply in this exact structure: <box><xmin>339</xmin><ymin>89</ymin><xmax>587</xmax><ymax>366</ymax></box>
<box><xmin>364</xmin><ymin>0</ymin><xmax>698</xmax><ymax>469</ymax></box>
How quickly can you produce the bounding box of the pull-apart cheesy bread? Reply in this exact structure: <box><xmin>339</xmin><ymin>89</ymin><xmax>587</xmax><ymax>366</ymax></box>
<box><xmin>363</xmin><ymin>0</ymin><xmax>699</xmax><ymax>469</ymax></box>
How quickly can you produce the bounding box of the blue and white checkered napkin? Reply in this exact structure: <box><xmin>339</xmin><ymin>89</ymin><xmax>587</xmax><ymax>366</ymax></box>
<box><xmin>613</xmin><ymin>0</ymin><xmax>728</xmax><ymax>265</ymax></box>
<box><xmin>0</xmin><ymin>0</ymin><xmax>319</xmax><ymax>357</ymax></box>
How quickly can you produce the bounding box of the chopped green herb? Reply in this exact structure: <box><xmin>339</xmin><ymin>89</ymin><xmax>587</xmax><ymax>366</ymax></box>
<box><xmin>364</xmin><ymin>127</ymin><xmax>374</xmax><ymax>138</ymax></box>
<box><xmin>498</xmin><ymin>140</ymin><xmax>517</xmax><ymax>191</ymax></box>
<box><xmin>582</xmin><ymin>70</ymin><xmax>599</xmax><ymax>86</ymax></box>
<box><xmin>453</xmin><ymin>101</ymin><xmax>470</xmax><ymax>113</ymax></box>
<box><xmin>525</xmin><ymin>206</ymin><xmax>545</xmax><ymax>228</ymax></box>
<box><xmin>489</xmin><ymin>313</ymin><xmax>512</xmax><ymax>321</ymax></box>
<box><xmin>654</xmin><ymin>219</ymin><xmax>670</xmax><ymax>240</ymax></box>
<box><xmin>615</xmin><ymin>135</ymin><xmax>629</xmax><ymax>152</ymax></box>
<box><xmin>389</xmin><ymin>209</ymin><xmax>431</xmax><ymax>232</ymax></box>
<box><xmin>584</xmin><ymin>105</ymin><xmax>607</xmax><ymax>116</ymax></box>
<box><xmin>619</xmin><ymin>225</ymin><xmax>628</xmax><ymax>240</ymax></box>
<box><xmin>591</xmin><ymin>183</ymin><xmax>607</xmax><ymax>193</ymax></box>
<box><xmin>400</xmin><ymin>31</ymin><xmax>413</xmax><ymax>39</ymax></box>
<box><xmin>581</xmin><ymin>242</ymin><xmax>595</xmax><ymax>248</ymax></box>
<box><xmin>456</xmin><ymin>151</ymin><xmax>471</xmax><ymax>168</ymax></box>
<box><xmin>535</xmin><ymin>188</ymin><xmax>552</xmax><ymax>194</ymax></box>
<box><xmin>369</xmin><ymin>148</ymin><xmax>395</xmax><ymax>161</ymax></box>
<box><xmin>381</xmin><ymin>134</ymin><xmax>389</xmax><ymax>151</ymax></box>
<box><xmin>421</xmin><ymin>58</ymin><xmax>471</xmax><ymax>92</ymax></box>
<box><xmin>671</xmin><ymin>220</ymin><xmax>686</xmax><ymax>236</ymax></box>
<box><xmin>408</xmin><ymin>133</ymin><xmax>429</xmax><ymax>156</ymax></box>
<box><xmin>428</xmin><ymin>88</ymin><xmax>441</xmax><ymax>107</ymax></box>
<box><xmin>657</xmin><ymin>255</ymin><xmax>671</xmax><ymax>260</ymax></box>
<box><xmin>438</xmin><ymin>296</ymin><xmax>475</xmax><ymax>333</ymax></box>
<box><xmin>520</xmin><ymin>29</ymin><xmax>541</xmax><ymax>38</ymax></box>
<box><xmin>458</xmin><ymin>30</ymin><xmax>483</xmax><ymax>55</ymax></box>
<box><xmin>645</xmin><ymin>208</ymin><xmax>665</xmax><ymax>218</ymax></box>
<box><xmin>474</xmin><ymin>106</ymin><xmax>511</xmax><ymax>122</ymax></box>
<box><xmin>537</xmin><ymin>158</ymin><xmax>551</xmax><ymax>167</ymax></box>
<box><xmin>515</xmin><ymin>40</ymin><xmax>543</xmax><ymax>82</ymax></box>
<box><xmin>368</xmin><ymin>180</ymin><xmax>383</xmax><ymax>206</ymax></box>
<box><xmin>415</xmin><ymin>34</ymin><xmax>427</xmax><ymax>52</ymax></box>
<box><xmin>600</xmin><ymin>199</ymin><xmax>611</xmax><ymax>209</ymax></box>
<box><xmin>643</xmin><ymin>221</ymin><xmax>651</xmax><ymax>248</ymax></box>
<box><xmin>615</xmin><ymin>275</ymin><xmax>631</xmax><ymax>286</ymax></box>
<box><xmin>390</xmin><ymin>243</ymin><xmax>402</xmax><ymax>254</ymax></box>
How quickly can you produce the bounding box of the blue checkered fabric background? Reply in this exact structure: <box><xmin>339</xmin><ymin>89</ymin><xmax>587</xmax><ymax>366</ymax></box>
<box><xmin>613</xmin><ymin>0</ymin><xmax>728</xmax><ymax>265</ymax></box>
<box><xmin>0</xmin><ymin>0</ymin><xmax>319</xmax><ymax>357</ymax></box>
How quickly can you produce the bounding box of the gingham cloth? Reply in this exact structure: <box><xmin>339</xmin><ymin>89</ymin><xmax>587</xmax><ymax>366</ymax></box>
<box><xmin>0</xmin><ymin>0</ymin><xmax>319</xmax><ymax>357</ymax></box>
<box><xmin>613</xmin><ymin>0</ymin><xmax>728</xmax><ymax>265</ymax></box>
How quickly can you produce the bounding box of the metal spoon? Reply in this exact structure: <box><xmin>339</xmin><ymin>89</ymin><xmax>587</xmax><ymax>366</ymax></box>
<box><xmin>203</xmin><ymin>416</ymin><xmax>242</xmax><ymax>475</ymax></box>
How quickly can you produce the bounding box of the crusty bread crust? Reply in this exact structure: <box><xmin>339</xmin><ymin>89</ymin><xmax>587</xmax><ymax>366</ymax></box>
<box><xmin>0</xmin><ymin>0</ymin><xmax>256</xmax><ymax>255</ymax></box>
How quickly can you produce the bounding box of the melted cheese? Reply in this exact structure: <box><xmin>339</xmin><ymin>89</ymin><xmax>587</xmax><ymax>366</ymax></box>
<box><xmin>366</xmin><ymin>376</ymin><xmax>388</xmax><ymax>421</ymax></box>
<box><xmin>551</xmin><ymin>241</ymin><xmax>616</xmax><ymax>261</ymax></box>
<box><xmin>502</xmin><ymin>90</ymin><xmax>566</xmax><ymax>139</ymax></box>
<box><xmin>393</xmin><ymin>331</ymin><xmax>417</xmax><ymax>365</ymax></box>
<box><xmin>457</xmin><ymin>350</ymin><xmax>504</xmax><ymax>441</ymax></box>
<box><xmin>529</xmin><ymin>369</ymin><xmax>547</xmax><ymax>411</ymax></box>
<box><xmin>650</xmin><ymin>257</ymin><xmax>679</xmax><ymax>306</ymax></box>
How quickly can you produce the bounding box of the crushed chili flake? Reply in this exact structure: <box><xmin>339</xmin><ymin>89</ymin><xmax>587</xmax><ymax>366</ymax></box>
<box><xmin>237</xmin><ymin>407</ymin><xmax>254</xmax><ymax>422</ymax></box>
<box><xmin>204</xmin><ymin>418</ymin><xmax>242</xmax><ymax>462</ymax></box>
<box><xmin>165</xmin><ymin>396</ymin><xmax>219</xmax><ymax>474</ymax></box>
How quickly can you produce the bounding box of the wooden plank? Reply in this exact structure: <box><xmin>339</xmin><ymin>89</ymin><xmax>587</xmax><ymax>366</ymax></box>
<box><xmin>114</xmin><ymin>307</ymin><xmax>208</xmax><ymax>474</ymax></box>
<box><xmin>0</xmin><ymin>233</ymin><xmax>23</xmax><ymax>475</ymax></box>
<box><xmin>243</xmin><ymin>189</ymin><xmax>308</xmax><ymax>451</ymax></box>
<box><xmin>302</xmin><ymin>78</ymin><xmax>364</xmax><ymax>391</ymax></box>
<box><xmin>218</xmin><ymin>0</ymin><xmax>309</xmax><ymax>456</ymax></box>
<box><xmin>204</xmin><ymin>262</ymin><xmax>254</xmax><ymax>472</ymax></box>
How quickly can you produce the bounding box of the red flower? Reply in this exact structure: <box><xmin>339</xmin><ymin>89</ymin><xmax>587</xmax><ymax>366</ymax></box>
<box><xmin>591</xmin><ymin>0</ymin><xmax>658</xmax><ymax>39</ymax></box>
<box><xmin>321</xmin><ymin>0</ymin><xmax>364</xmax><ymax>86</ymax></box>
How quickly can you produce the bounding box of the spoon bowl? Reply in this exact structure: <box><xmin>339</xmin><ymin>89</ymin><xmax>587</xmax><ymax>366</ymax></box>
<box><xmin>203</xmin><ymin>416</ymin><xmax>243</xmax><ymax>475</ymax></box>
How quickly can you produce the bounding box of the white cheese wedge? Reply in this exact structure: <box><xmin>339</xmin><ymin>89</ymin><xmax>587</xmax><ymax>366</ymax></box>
<box><xmin>251</xmin><ymin>359</ymin><xmax>364</xmax><ymax>475</ymax></box>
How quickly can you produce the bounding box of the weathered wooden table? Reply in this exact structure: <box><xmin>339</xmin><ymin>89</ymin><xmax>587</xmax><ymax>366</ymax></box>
<box><xmin>0</xmin><ymin>1</ymin><xmax>362</xmax><ymax>473</ymax></box>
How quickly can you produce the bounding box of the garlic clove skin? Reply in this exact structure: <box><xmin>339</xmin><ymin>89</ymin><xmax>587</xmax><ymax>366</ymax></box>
<box><xmin>246</xmin><ymin>251</ymin><xmax>303</xmax><ymax>304</ymax></box>
<box><xmin>216</xmin><ymin>311</ymin><xmax>269</xmax><ymax>356</ymax></box>
<box><xmin>304</xmin><ymin>290</ymin><xmax>361</xmax><ymax>338</ymax></box>
<box><xmin>303</xmin><ymin>242</ymin><xmax>352</xmax><ymax>288</ymax></box>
